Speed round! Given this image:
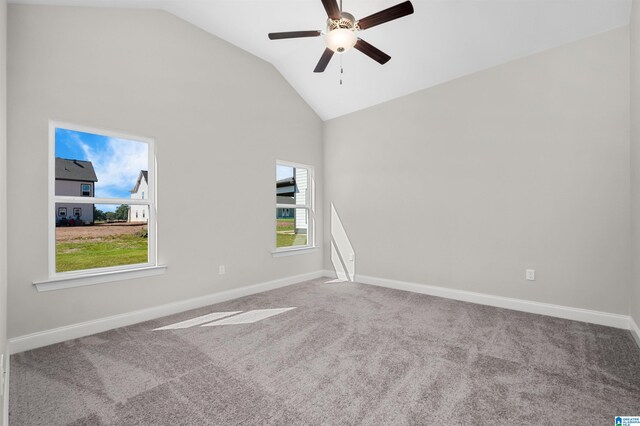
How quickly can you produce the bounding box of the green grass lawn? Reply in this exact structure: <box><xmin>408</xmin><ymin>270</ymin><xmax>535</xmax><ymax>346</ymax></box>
<box><xmin>276</xmin><ymin>217</ymin><xmax>307</xmax><ymax>247</ymax></box>
<box><xmin>276</xmin><ymin>233</ymin><xmax>307</xmax><ymax>248</ymax></box>
<box><xmin>56</xmin><ymin>234</ymin><xmax>148</xmax><ymax>272</ymax></box>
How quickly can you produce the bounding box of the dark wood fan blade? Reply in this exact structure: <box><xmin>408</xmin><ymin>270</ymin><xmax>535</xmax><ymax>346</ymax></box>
<box><xmin>357</xmin><ymin>1</ymin><xmax>414</xmax><ymax>30</ymax></box>
<box><xmin>354</xmin><ymin>38</ymin><xmax>391</xmax><ymax>64</ymax></box>
<box><xmin>321</xmin><ymin>0</ymin><xmax>341</xmax><ymax>20</ymax></box>
<box><xmin>268</xmin><ymin>31</ymin><xmax>322</xmax><ymax>40</ymax></box>
<box><xmin>314</xmin><ymin>48</ymin><xmax>335</xmax><ymax>73</ymax></box>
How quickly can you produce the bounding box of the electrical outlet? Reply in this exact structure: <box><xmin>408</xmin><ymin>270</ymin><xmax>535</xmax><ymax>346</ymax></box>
<box><xmin>218</xmin><ymin>265</ymin><xmax>226</xmax><ymax>275</ymax></box>
<box><xmin>526</xmin><ymin>269</ymin><xmax>535</xmax><ymax>281</ymax></box>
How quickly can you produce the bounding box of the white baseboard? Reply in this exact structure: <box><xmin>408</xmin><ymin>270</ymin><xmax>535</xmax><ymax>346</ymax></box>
<box><xmin>354</xmin><ymin>274</ymin><xmax>631</xmax><ymax>330</ymax></box>
<box><xmin>8</xmin><ymin>270</ymin><xmax>327</xmax><ymax>355</ymax></box>
<box><xmin>630</xmin><ymin>317</ymin><xmax>640</xmax><ymax>349</ymax></box>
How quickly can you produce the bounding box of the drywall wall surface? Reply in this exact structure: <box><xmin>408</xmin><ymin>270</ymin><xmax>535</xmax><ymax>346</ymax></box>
<box><xmin>324</xmin><ymin>27</ymin><xmax>631</xmax><ymax>314</ymax></box>
<box><xmin>0</xmin><ymin>0</ymin><xmax>7</xmax><ymax>422</ymax></box>
<box><xmin>7</xmin><ymin>5</ymin><xmax>323</xmax><ymax>337</ymax></box>
<box><xmin>631</xmin><ymin>0</ymin><xmax>640</xmax><ymax>326</ymax></box>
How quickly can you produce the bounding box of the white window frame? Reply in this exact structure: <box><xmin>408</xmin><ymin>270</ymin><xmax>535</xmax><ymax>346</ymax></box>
<box><xmin>39</xmin><ymin>121</ymin><xmax>163</xmax><ymax>290</ymax></box>
<box><xmin>275</xmin><ymin>160</ymin><xmax>316</xmax><ymax>254</ymax></box>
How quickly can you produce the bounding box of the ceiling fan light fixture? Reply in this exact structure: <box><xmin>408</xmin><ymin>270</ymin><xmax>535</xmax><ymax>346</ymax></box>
<box><xmin>325</xmin><ymin>28</ymin><xmax>357</xmax><ymax>53</ymax></box>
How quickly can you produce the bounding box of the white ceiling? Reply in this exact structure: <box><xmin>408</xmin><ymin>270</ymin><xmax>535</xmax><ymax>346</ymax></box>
<box><xmin>9</xmin><ymin>0</ymin><xmax>633</xmax><ymax>120</ymax></box>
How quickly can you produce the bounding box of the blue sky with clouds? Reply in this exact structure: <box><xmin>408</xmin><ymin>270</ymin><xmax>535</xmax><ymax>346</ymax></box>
<box><xmin>56</xmin><ymin>128</ymin><xmax>148</xmax><ymax>210</ymax></box>
<box><xmin>277</xmin><ymin>165</ymin><xmax>294</xmax><ymax>181</ymax></box>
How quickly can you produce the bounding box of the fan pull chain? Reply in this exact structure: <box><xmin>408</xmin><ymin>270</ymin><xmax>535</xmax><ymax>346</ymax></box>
<box><xmin>340</xmin><ymin>56</ymin><xmax>344</xmax><ymax>85</ymax></box>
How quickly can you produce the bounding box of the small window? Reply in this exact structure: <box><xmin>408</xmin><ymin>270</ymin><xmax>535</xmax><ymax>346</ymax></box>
<box><xmin>142</xmin><ymin>191</ymin><xmax>145</xmax><ymax>199</ymax></box>
<box><xmin>142</xmin><ymin>210</ymin><xmax>145</xmax><ymax>218</ymax></box>
<box><xmin>276</xmin><ymin>161</ymin><xmax>314</xmax><ymax>250</ymax></box>
<box><xmin>51</xmin><ymin>122</ymin><xmax>156</xmax><ymax>275</ymax></box>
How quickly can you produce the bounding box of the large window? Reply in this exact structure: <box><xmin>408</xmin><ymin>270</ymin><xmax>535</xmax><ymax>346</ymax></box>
<box><xmin>276</xmin><ymin>161</ymin><xmax>314</xmax><ymax>251</ymax></box>
<box><xmin>49</xmin><ymin>122</ymin><xmax>156</xmax><ymax>276</ymax></box>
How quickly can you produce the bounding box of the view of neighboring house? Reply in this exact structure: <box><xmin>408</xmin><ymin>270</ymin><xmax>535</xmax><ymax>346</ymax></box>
<box><xmin>276</xmin><ymin>177</ymin><xmax>295</xmax><ymax>219</ymax></box>
<box><xmin>276</xmin><ymin>169</ymin><xmax>308</xmax><ymax>234</ymax></box>
<box><xmin>55</xmin><ymin>157</ymin><xmax>97</xmax><ymax>225</ymax></box>
<box><xmin>129</xmin><ymin>170</ymin><xmax>149</xmax><ymax>223</ymax></box>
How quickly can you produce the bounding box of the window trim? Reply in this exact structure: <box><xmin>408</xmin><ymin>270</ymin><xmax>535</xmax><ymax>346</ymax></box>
<box><xmin>81</xmin><ymin>183</ymin><xmax>91</xmax><ymax>197</ymax></box>
<box><xmin>274</xmin><ymin>160</ymin><xmax>315</xmax><ymax>253</ymax></box>
<box><xmin>34</xmin><ymin>265</ymin><xmax>167</xmax><ymax>292</ymax></box>
<box><xmin>46</xmin><ymin>121</ymin><xmax>158</xmax><ymax>283</ymax></box>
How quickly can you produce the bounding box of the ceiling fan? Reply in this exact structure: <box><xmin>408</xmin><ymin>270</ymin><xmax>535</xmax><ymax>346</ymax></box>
<box><xmin>268</xmin><ymin>0</ymin><xmax>414</xmax><ymax>73</ymax></box>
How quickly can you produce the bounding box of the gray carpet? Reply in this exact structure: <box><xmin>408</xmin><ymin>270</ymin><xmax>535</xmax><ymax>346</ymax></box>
<box><xmin>9</xmin><ymin>278</ymin><xmax>640</xmax><ymax>425</ymax></box>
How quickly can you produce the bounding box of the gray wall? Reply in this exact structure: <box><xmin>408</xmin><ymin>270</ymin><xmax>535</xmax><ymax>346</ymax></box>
<box><xmin>324</xmin><ymin>27</ymin><xmax>631</xmax><ymax>314</ymax></box>
<box><xmin>7</xmin><ymin>5</ymin><xmax>323</xmax><ymax>337</ymax></box>
<box><xmin>0</xmin><ymin>0</ymin><xmax>6</xmax><ymax>421</ymax></box>
<box><xmin>631</xmin><ymin>0</ymin><xmax>640</xmax><ymax>327</ymax></box>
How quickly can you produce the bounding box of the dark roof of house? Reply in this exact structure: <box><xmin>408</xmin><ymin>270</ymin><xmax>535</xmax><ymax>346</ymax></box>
<box><xmin>276</xmin><ymin>177</ymin><xmax>296</xmax><ymax>197</ymax></box>
<box><xmin>276</xmin><ymin>177</ymin><xmax>295</xmax><ymax>188</ymax></box>
<box><xmin>55</xmin><ymin>158</ymin><xmax>98</xmax><ymax>182</ymax></box>
<box><xmin>130</xmin><ymin>170</ymin><xmax>149</xmax><ymax>193</ymax></box>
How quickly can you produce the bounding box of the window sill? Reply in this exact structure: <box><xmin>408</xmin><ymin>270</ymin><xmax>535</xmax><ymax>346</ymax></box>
<box><xmin>33</xmin><ymin>265</ymin><xmax>168</xmax><ymax>292</ymax></box>
<box><xmin>271</xmin><ymin>246</ymin><xmax>320</xmax><ymax>257</ymax></box>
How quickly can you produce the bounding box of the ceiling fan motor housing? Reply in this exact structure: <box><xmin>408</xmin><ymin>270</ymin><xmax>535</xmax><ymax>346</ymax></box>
<box><xmin>326</xmin><ymin>12</ymin><xmax>357</xmax><ymax>53</ymax></box>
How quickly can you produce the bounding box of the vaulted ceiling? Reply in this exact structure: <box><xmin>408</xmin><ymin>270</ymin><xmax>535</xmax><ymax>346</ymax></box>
<box><xmin>10</xmin><ymin>0</ymin><xmax>632</xmax><ymax>120</ymax></box>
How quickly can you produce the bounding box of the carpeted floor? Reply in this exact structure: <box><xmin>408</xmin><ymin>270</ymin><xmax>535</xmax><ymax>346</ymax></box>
<box><xmin>9</xmin><ymin>278</ymin><xmax>640</xmax><ymax>425</ymax></box>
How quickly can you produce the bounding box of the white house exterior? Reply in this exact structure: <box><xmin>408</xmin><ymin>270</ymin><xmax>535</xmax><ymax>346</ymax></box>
<box><xmin>129</xmin><ymin>170</ymin><xmax>149</xmax><ymax>223</ymax></box>
<box><xmin>294</xmin><ymin>167</ymin><xmax>308</xmax><ymax>234</ymax></box>
<box><xmin>55</xmin><ymin>158</ymin><xmax>97</xmax><ymax>225</ymax></box>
